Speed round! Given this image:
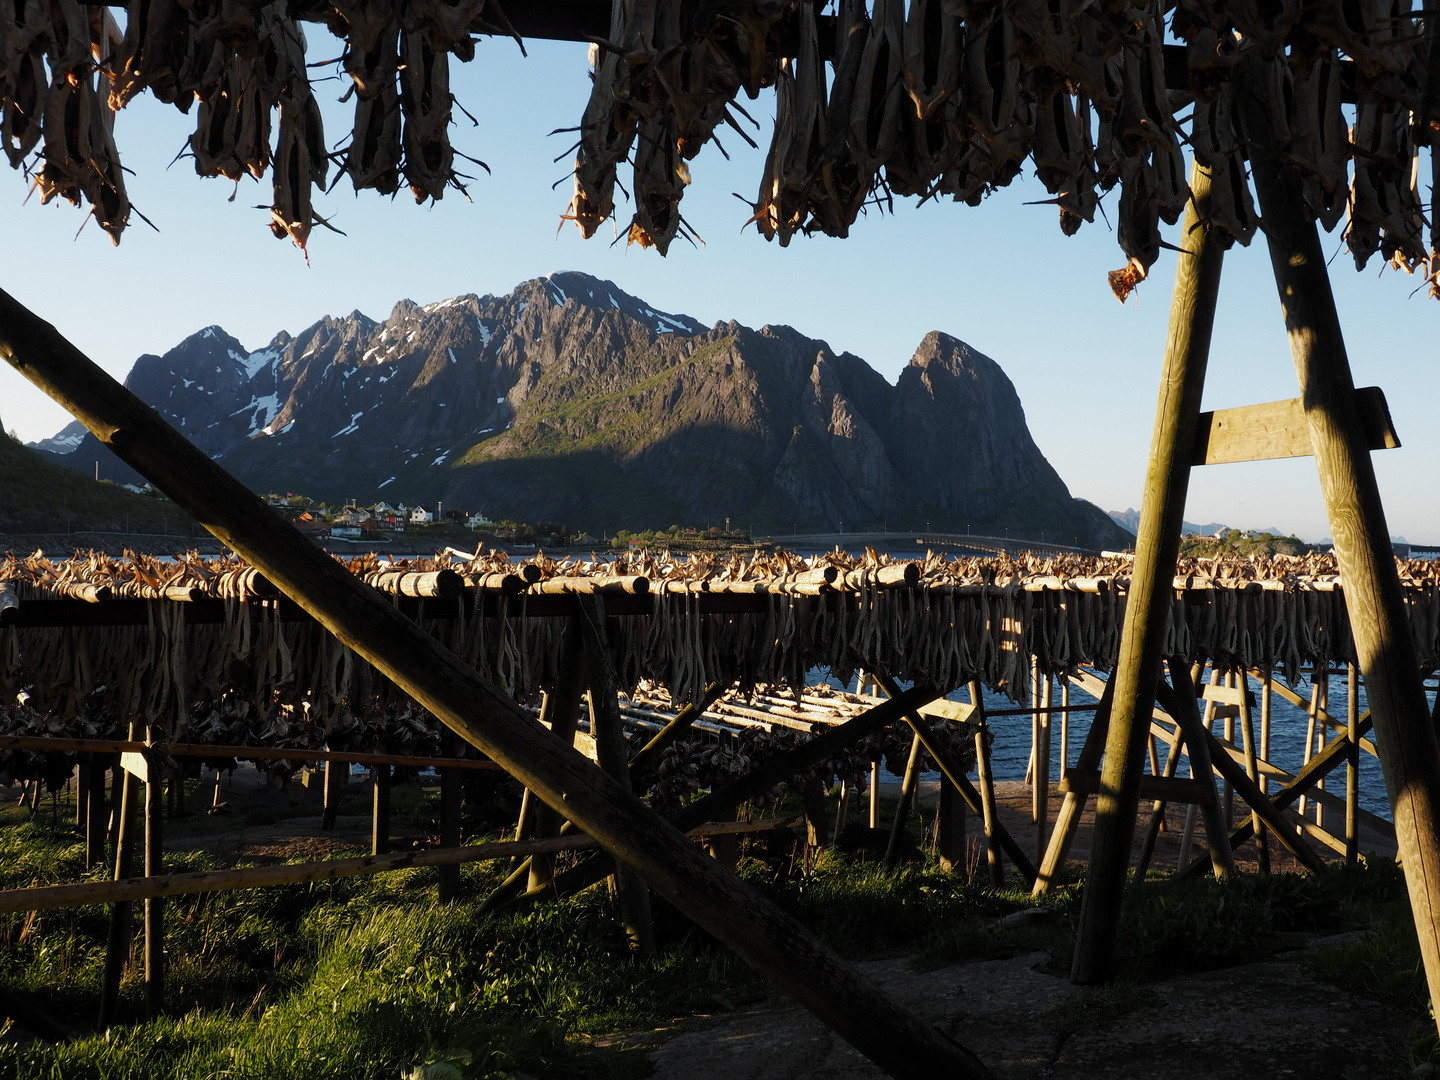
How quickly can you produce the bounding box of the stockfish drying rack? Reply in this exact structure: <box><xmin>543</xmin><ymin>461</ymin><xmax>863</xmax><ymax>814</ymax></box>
<box><xmin>4</xmin><ymin>0</ymin><xmax>1440</xmax><ymax>1075</ymax></box>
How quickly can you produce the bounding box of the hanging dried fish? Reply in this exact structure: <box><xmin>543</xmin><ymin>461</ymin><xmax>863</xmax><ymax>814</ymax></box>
<box><xmin>398</xmin><ymin>28</ymin><xmax>455</xmax><ymax>202</ymax></box>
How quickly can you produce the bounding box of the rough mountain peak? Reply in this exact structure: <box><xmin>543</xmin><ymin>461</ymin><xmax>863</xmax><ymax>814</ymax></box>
<box><xmin>29</xmin><ymin>271</ymin><xmax>1128</xmax><ymax>548</ymax></box>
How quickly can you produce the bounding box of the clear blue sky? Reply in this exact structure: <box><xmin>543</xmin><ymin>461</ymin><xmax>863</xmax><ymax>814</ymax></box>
<box><xmin>2</xmin><ymin>34</ymin><xmax>1436</xmax><ymax>542</ymax></box>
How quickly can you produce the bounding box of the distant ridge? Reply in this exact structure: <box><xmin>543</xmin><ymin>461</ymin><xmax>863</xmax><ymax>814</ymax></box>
<box><xmin>30</xmin><ymin>272</ymin><xmax>1130</xmax><ymax>549</ymax></box>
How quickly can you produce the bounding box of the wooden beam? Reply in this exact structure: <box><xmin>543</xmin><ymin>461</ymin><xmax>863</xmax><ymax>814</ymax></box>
<box><xmin>1238</xmin><ymin>49</ymin><xmax>1440</xmax><ymax>1031</ymax></box>
<box><xmin>0</xmin><ymin>734</ymin><xmax>502</xmax><ymax>771</ymax></box>
<box><xmin>578</xmin><ymin>595</ymin><xmax>656</xmax><ymax>960</ymax></box>
<box><xmin>1073</xmin><ymin>160</ymin><xmax>1227</xmax><ymax>984</ymax></box>
<box><xmin>1190</xmin><ymin>388</ymin><xmax>1399</xmax><ymax>466</ymax></box>
<box><xmin>1058</xmin><ymin>770</ymin><xmax>1213</xmax><ymax>804</ymax></box>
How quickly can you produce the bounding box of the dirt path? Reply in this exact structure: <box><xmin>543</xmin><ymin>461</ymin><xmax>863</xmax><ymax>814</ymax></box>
<box><xmin>645</xmin><ymin>940</ymin><xmax>1409</xmax><ymax>1080</ymax></box>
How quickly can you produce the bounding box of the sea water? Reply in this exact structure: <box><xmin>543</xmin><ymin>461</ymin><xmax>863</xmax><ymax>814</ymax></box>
<box><xmin>821</xmin><ymin>668</ymin><xmax>1426</xmax><ymax>823</ymax></box>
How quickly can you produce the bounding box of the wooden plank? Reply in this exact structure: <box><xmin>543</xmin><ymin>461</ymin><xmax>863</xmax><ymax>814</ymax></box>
<box><xmin>120</xmin><ymin>751</ymin><xmax>149</xmax><ymax>782</ymax></box>
<box><xmin>1200</xmin><ymin>683</ymin><xmax>1255</xmax><ymax>707</ymax></box>
<box><xmin>1058</xmin><ymin>770</ymin><xmax>1214</xmax><ymax>804</ymax></box>
<box><xmin>1190</xmin><ymin>387</ymin><xmax>1399</xmax><ymax>466</ymax></box>
<box><xmin>918</xmin><ymin>699</ymin><xmax>978</xmax><ymax>724</ymax></box>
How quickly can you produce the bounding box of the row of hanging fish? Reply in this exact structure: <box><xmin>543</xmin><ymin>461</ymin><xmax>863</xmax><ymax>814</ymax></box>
<box><xmin>568</xmin><ymin>0</ymin><xmax>1439</xmax><ymax>297</ymax></box>
<box><xmin>1</xmin><ymin>0</ymin><xmax>518</xmax><ymax>248</ymax></box>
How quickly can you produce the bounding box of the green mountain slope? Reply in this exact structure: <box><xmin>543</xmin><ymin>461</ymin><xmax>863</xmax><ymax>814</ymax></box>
<box><xmin>0</xmin><ymin>431</ymin><xmax>191</xmax><ymax>535</ymax></box>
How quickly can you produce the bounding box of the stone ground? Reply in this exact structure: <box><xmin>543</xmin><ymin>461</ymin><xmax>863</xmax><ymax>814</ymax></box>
<box><xmin>640</xmin><ymin>942</ymin><xmax>1411</xmax><ymax>1080</ymax></box>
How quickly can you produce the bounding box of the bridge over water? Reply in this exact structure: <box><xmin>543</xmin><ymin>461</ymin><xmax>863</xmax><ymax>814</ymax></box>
<box><xmin>755</xmin><ymin>530</ymin><xmax>1111</xmax><ymax>558</ymax></box>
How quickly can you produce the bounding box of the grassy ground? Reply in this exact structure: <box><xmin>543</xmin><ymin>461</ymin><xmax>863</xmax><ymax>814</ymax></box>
<box><xmin>0</xmin><ymin>782</ymin><xmax>1433</xmax><ymax>1079</ymax></box>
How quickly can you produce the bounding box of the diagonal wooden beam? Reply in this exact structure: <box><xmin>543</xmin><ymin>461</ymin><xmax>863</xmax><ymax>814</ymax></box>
<box><xmin>1237</xmin><ymin>49</ymin><xmax>1440</xmax><ymax>1031</ymax></box>
<box><xmin>0</xmin><ymin>291</ymin><xmax>992</xmax><ymax>1080</ymax></box>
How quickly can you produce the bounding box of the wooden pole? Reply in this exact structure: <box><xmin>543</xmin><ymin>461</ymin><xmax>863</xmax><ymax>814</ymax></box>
<box><xmin>1072</xmin><ymin>161</ymin><xmax>1226</xmax><ymax>984</ymax></box>
<box><xmin>98</xmin><ymin>724</ymin><xmax>138</xmax><ymax>1029</ymax></box>
<box><xmin>869</xmin><ymin>759</ymin><xmax>881</xmax><ymax>829</ymax></box>
<box><xmin>1238</xmin><ymin>59</ymin><xmax>1440</xmax><ymax>1026</ymax></box>
<box><xmin>321</xmin><ymin>757</ymin><xmax>345</xmax><ymax>831</ymax></box>
<box><xmin>937</xmin><ymin>775</ymin><xmax>965</xmax><ymax>875</ymax></box>
<box><xmin>1060</xmin><ymin>679</ymin><xmax>1071</xmax><ymax>783</ymax></box>
<box><xmin>883</xmin><ymin>732</ymin><xmax>924</xmax><ymax>872</ymax></box>
<box><xmin>1237</xmin><ymin>670</ymin><xmax>1269</xmax><ymax>873</ymax></box>
<box><xmin>143</xmin><ymin>748</ymin><xmax>164</xmax><ymax>1020</ymax></box>
<box><xmin>1347</xmin><ymin>663</ymin><xmax>1360</xmax><ymax>866</ymax></box>
<box><xmin>85</xmin><ymin>756</ymin><xmax>107</xmax><ymax>870</ymax></box>
<box><xmin>371</xmin><ymin>764</ymin><xmax>391</xmax><ymax>856</ymax></box>
<box><xmin>530</xmin><ymin>627</ymin><xmax>587</xmax><ymax>891</ymax></box>
<box><xmin>1260</xmin><ymin>668</ymin><xmax>1273</xmax><ymax>868</ymax></box>
<box><xmin>1134</xmin><ymin>727</ymin><xmax>1185</xmax><ymax>879</ymax></box>
<box><xmin>803</xmin><ymin>780</ymin><xmax>831</xmax><ymax>858</ymax></box>
<box><xmin>0</xmin><ymin>297</ymin><xmax>994</xmax><ymax>1080</ymax></box>
<box><xmin>1037</xmin><ymin>673</ymin><xmax>1052</xmax><ymax>855</ymax></box>
<box><xmin>1221</xmin><ymin>672</ymin><xmax>1236</xmax><ymax>830</ymax></box>
<box><xmin>578</xmin><ymin>595</ymin><xmax>657</xmax><ymax>962</ymax></box>
<box><xmin>1033</xmin><ymin>674</ymin><xmax>1118</xmax><ymax>895</ymax></box>
<box><xmin>438</xmin><ymin>728</ymin><xmax>461</xmax><ymax>904</ymax></box>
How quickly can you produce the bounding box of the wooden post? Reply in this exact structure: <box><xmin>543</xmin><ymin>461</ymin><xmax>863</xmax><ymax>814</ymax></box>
<box><xmin>937</xmin><ymin>774</ymin><xmax>966</xmax><ymax>875</ymax></box>
<box><xmin>144</xmin><ymin>747</ymin><xmax>164</xmax><ymax>1020</ymax></box>
<box><xmin>0</xmin><ymin>301</ymin><xmax>994</xmax><ymax>1079</ymax></box>
<box><xmin>1072</xmin><ymin>160</ymin><xmax>1226</xmax><ymax>984</ymax></box>
<box><xmin>321</xmin><ymin>757</ymin><xmax>346</xmax><ymax>830</ymax></box>
<box><xmin>1240</xmin><ymin>58</ymin><xmax>1440</xmax><ymax>1027</ymax></box>
<box><xmin>708</xmin><ymin>807</ymin><xmax>739</xmax><ymax>871</ymax></box>
<box><xmin>1347</xmin><ymin>663</ymin><xmax>1360</xmax><ymax>866</ymax></box>
<box><xmin>869</xmin><ymin>759</ymin><xmax>881</xmax><ymax>829</ymax></box>
<box><xmin>1260</xmin><ymin>668</ymin><xmax>1273</xmax><ymax>869</ymax></box>
<box><xmin>98</xmin><ymin>725</ymin><xmax>138</xmax><ymax>1029</ymax></box>
<box><xmin>530</xmin><ymin>628</ymin><xmax>587</xmax><ymax>891</ymax></box>
<box><xmin>1033</xmin><ymin>674</ymin><xmax>1118</xmax><ymax>895</ymax></box>
<box><xmin>803</xmin><ymin>780</ymin><xmax>831</xmax><ymax>860</ymax></box>
<box><xmin>85</xmin><ymin>756</ymin><xmax>107</xmax><ymax>870</ymax></box>
<box><xmin>1238</xmin><ymin>670</ymin><xmax>1269</xmax><ymax>874</ymax></box>
<box><xmin>970</xmin><ymin>681</ymin><xmax>1004</xmax><ymax>887</ymax></box>
<box><xmin>1037</xmin><ymin>673</ymin><xmax>1052</xmax><ymax>855</ymax></box>
<box><xmin>1134</xmin><ymin>728</ymin><xmax>1185</xmax><ymax>879</ymax></box>
<box><xmin>1060</xmin><ymin>679</ymin><xmax>1071</xmax><ymax>782</ymax></box>
<box><xmin>76</xmin><ymin>761</ymin><xmax>89</xmax><ymax>830</ymax></box>
<box><xmin>438</xmin><ymin>729</ymin><xmax>461</xmax><ymax>904</ymax></box>
<box><xmin>884</xmin><ymin>732</ymin><xmax>923</xmax><ymax>872</ymax></box>
<box><xmin>578</xmin><ymin>595</ymin><xmax>657</xmax><ymax>962</ymax></box>
<box><xmin>1221</xmin><ymin>672</ymin><xmax>1236</xmax><ymax>830</ymax></box>
<box><xmin>371</xmin><ymin>764</ymin><xmax>391</xmax><ymax>856</ymax></box>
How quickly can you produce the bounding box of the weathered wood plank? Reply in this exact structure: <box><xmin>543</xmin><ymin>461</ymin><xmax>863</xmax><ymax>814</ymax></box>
<box><xmin>1189</xmin><ymin>387</ymin><xmax>1398</xmax><ymax>466</ymax></box>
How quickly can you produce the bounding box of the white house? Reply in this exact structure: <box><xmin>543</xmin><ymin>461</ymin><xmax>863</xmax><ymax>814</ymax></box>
<box><xmin>410</xmin><ymin>507</ymin><xmax>434</xmax><ymax>525</ymax></box>
<box><xmin>465</xmin><ymin>512</ymin><xmax>492</xmax><ymax>529</ymax></box>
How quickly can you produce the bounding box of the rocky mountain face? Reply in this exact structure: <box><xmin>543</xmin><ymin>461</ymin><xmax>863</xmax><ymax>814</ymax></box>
<box><xmin>32</xmin><ymin>272</ymin><xmax>1129</xmax><ymax>548</ymax></box>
